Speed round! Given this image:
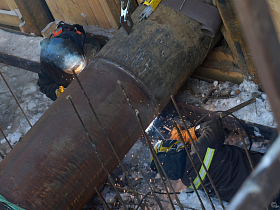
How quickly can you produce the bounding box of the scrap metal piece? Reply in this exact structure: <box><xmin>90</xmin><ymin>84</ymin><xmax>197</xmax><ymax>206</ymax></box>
<box><xmin>161</xmin><ymin>0</ymin><xmax>222</xmax><ymax>37</ymax></box>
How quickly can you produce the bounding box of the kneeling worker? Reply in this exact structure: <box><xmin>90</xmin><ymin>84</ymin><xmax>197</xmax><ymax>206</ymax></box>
<box><xmin>37</xmin><ymin>21</ymin><xmax>101</xmax><ymax>101</ymax></box>
<box><xmin>151</xmin><ymin>117</ymin><xmax>279</xmax><ymax>209</ymax></box>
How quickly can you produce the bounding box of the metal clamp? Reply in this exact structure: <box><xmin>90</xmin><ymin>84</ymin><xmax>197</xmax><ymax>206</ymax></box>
<box><xmin>120</xmin><ymin>0</ymin><xmax>134</xmax><ymax>34</ymax></box>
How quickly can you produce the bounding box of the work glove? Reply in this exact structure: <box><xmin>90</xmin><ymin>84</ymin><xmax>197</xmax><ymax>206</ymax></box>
<box><xmin>55</xmin><ymin>86</ymin><xmax>65</xmax><ymax>98</ymax></box>
<box><xmin>170</xmin><ymin>125</ymin><xmax>198</xmax><ymax>144</ymax></box>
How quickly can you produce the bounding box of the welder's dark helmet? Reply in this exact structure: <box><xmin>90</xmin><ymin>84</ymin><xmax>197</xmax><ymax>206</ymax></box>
<box><xmin>40</xmin><ymin>36</ymin><xmax>86</xmax><ymax>75</ymax></box>
<box><xmin>150</xmin><ymin>140</ymin><xmax>187</xmax><ymax>180</ymax></box>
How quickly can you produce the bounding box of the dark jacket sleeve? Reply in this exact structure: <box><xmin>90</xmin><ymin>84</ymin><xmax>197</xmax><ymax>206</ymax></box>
<box><xmin>194</xmin><ymin>117</ymin><xmax>225</xmax><ymax>149</ymax></box>
<box><xmin>37</xmin><ymin>67</ymin><xmax>58</xmax><ymax>101</ymax></box>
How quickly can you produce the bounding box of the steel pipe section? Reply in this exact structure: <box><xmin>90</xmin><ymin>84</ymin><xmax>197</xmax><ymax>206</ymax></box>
<box><xmin>0</xmin><ymin>4</ymin><xmax>218</xmax><ymax>210</ymax></box>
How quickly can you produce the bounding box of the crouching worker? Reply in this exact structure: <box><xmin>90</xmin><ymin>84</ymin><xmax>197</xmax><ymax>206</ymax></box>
<box><xmin>37</xmin><ymin>21</ymin><xmax>101</xmax><ymax>101</ymax></box>
<box><xmin>150</xmin><ymin>117</ymin><xmax>280</xmax><ymax>209</ymax></box>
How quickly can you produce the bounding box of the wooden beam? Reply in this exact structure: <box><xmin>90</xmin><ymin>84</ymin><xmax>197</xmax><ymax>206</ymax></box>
<box><xmin>13</xmin><ymin>0</ymin><xmax>54</xmax><ymax>36</ymax></box>
<box><xmin>216</xmin><ymin>0</ymin><xmax>260</xmax><ymax>84</ymax></box>
<box><xmin>0</xmin><ymin>9</ymin><xmax>21</xmax><ymax>27</ymax></box>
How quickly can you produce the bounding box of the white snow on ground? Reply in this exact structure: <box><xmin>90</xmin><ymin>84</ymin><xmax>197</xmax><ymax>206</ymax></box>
<box><xmin>0</xmin><ymin>27</ymin><xmax>276</xmax><ymax>209</ymax></box>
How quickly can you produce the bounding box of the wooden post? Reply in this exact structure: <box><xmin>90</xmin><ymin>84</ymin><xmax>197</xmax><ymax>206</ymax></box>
<box><xmin>13</xmin><ymin>0</ymin><xmax>54</xmax><ymax>36</ymax></box>
<box><xmin>216</xmin><ymin>0</ymin><xmax>260</xmax><ymax>84</ymax></box>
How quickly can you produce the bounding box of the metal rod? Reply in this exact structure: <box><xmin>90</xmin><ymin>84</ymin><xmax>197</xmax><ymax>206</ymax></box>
<box><xmin>135</xmin><ymin>110</ymin><xmax>177</xmax><ymax>210</ymax></box>
<box><xmin>152</xmin><ymin>124</ymin><xmax>166</xmax><ymax>140</ymax></box>
<box><xmin>174</xmin><ymin>121</ymin><xmax>216</xmax><ymax>210</ymax></box>
<box><xmin>0</xmin><ymin>128</ymin><xmax>13</xmax><ymax>149</ymax></box>
<box><xmin>171</xmin><ymin>95</ymin><xmax>225</xmax><ymax>210</ymax></box>
<box><xmin>72</xmin><ymin>71</ymin><xmax>142</xmax><ymax>205</ymax></box>
<box><xmin>219</xmin><ymin>98</ymin><xmax>256</xmax><ymax>118</ymax></box>
<box><xmin>104</xmin><ymin>183</ymin><xmax>198</xmax><ymax>210</ymax></box>
<box><xmin>179</xmin><ymin>0</ymin><xmax>187</xmax><ymax>11</ymax></box>
<box><xmin>95</xmin><ymin>187</ymin><xmax>111</xmax><ymax>210</ymax></box>
<box><xmin>0</xmin><ymin>70</ymin><xmax>32</xmax><ymax>128</ymax></box>
<box><xmin>238</xmin><ymin>128</ymin><xmax>254</xmax><ymax>170</ymax></box>
<box><xmin>139</xmin><ymin>168</ymin><xmax>164</xmax><ymax>210</ymax></box>
<box><xmin>190</xmin><ymin>177</ymin><xmax>206</xmax><ymax>210</ymax></box>
<box><xmin>118</xmin><ymin>80</ymin><xmax>184</xmax><ymax>210</ymax></box>
<box><xmin>66</xmin><ymin>95</ymin><xmax>128</xmax><ymax>210</ymax></box>
<box><xmin>201</xmin><ymin>84</ymin><xmax>215</xmax><ymax>104</ymax></box>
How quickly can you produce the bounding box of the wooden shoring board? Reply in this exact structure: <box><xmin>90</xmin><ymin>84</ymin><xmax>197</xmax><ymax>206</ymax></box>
<box><xmin>76</xmin><ymin>0</ymin><xmax>98</xmax><ymax>25</ymax></box>
<box><xmin>0</xmin><ymin>0</ymin><xmax>10</xmax><ymax>10</ymax></box>
<box><xmin>99</xmin><ymin>0</ymin><xmax>120</xmax><ymax>29</ymax></box>
<box><xmin>0</xmin><ymin>9</ymin><xmax>21</xmax><ymax>27</ymax></box>
<box><xmin>216</xmin><ymin>0</ymin><xmax>260</xmax><ymax>85</ymax></box>
<box><xmin>65</xmin><ymin>0</ymin><xmax>87</xmax><ymax>25</ymax></box>
<box><xmin>54</xmin><ymin>0</ymin><xmax>76</xmax><ymax>24</ymax></box>
<box><xmin>4</xmin><ymin>0</ymin><xmax>17</xmax><ymax>10</ymax></box>
<box><xmin>268</xmin><ymin>0</ymin><xmax>280</xmax><ymax>42</ymax></box>
<box><xmin>87</xmin><ymin>0</ymin><xmax>111</xmax><ymax>29</ymax></box>
<box><xmin>45</xmin><ymin>0</ymin><xmax>64</xmax><ymax>22</ymax></box>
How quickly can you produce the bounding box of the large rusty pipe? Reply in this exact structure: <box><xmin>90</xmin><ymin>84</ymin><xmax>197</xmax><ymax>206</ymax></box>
<box><xmin>0</xmin><ymin>4</ymin><xmax>219</xmax><ymax>210</ymax></box>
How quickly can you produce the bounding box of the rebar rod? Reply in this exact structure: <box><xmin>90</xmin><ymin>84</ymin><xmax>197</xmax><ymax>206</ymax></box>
<box><xmin>238</xmin><ymin>128</ymin><xmax>255</xmax><ymax>171</ymax></box>
<box><xmin>173</xmin><ymin>121</ymin><xmax>216</xmax><ymax>210</ymax></box>
<box><xmin>171</xmin><ymin>95</ymin><xmax>225</xmax><ymax>210</ymax></box>
<box><xmin>219</xmin><ymin>98</ymin><xmax>256</xmax><ymax>118</ymax></box>
<box><xmin>66</xmin><ymin>95</ymin><xmax>128</xmax><ymax>210</ymax></box>
<box><xmin>72</xmin><ymin>71</ymin><xmax>142</xmax><ymax>205</ymax></box>
<box><xmin>104</xmin><ymin>183</ymin><xmax>198</xmax><ymax>210</ymax></box>
<box><xmin>0</xmin><ymin>70</ymin><xmax>32</xmax><ymax>128</ymax></box>
<box><xmin>135</xmin><ymin>110</ymin><xmax>177</xmax><ymax>210</ymax></box>
<box><xmin>190</xmin><ymin>177</ymin><xmax>206</xmax><ymax>210</ymax></box>
<box><xmin>152</xmin><ymin>125</ymin><xmax>166</xmax><ymax>140</ymax></box>
<box><xmin>0</xmin><ymin>128</ymin><xmax>13</xmax><ymax>149</ymax></box>
<box><xmin>118</xmin><ymin>80</ymin><xmax>184</xmax><ymax>210</ymax></box>
<box><xmin>139</xmin><ymin>168</ymin><xmax>164</xmax><ymax>210</ymax></box>
<box><xmin>95</xmin><ymin>187</ymin><xmax>111</xmax><ymax>210</ymax></box>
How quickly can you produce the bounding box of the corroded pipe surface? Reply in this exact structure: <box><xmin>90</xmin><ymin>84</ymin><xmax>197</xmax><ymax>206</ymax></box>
<box><xmin>0</xmin><ymin>4</ymin><xmax>218</xmax><ymax>210</ymax></box>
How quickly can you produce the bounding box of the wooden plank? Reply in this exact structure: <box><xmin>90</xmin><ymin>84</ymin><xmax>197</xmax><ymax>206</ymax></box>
<box><xmin>54</xmin><ymin>0</ymin><xmax>76</xmax><ymax>24</ymax></box>
<box><xmin>216</xmin><ymin>0</ymin><xmax>260</xmax><ymax>85</ymax></box>
<box><xmin>87</xmin><ymin>0</ymin><xmax>111</xmax><ymax>29</ymax></box>
<box><xmin>267</xmin><ymin>0</ymin><xmax>280</xmax><ymax>41</ymax></box>
<box><xmin>0</xmin><ymin>0</ymin><xmax>10</xmax><ymax>10</ymax></box>
<box><xmin>0</xmin><ymin>9</ymin><xmax>21</xmax><ymax>27</ymax></box>
<box><xmin>45</xmin><ymin>0</ymin><xmax>64</xmax><ymax>21</ymax></box>
<box><xmin>99</xmin><ymin>0</ymin><xmax>119</xmax><ymax>28</ymax></box>
<box><xmin>4</xmin><ymin>0</ymin><xmax>17</xmax><ymax>10</ymax></box>
<box><xmin>65</xmin><ymin>0</ymin><xmax>87</xmax><ymax>25</ymax></box>
<box><xmin>76</xmin><ymin>0</ymin><xmax>98</xmax><ymax>25</ymax></box>
<box><xmin>13</xmin><ymin>0</ymin><xmax>54</xmax><ymax>35</ymax></box>
<box><xmin>41</xmin><ymin>21</ymin><xmax>56</xmax><ymax>37</ymax></box>
<box><xmin>193</xmin><ymin>66</ymin><xmax>243</xmax><ymax>84</ymax></box>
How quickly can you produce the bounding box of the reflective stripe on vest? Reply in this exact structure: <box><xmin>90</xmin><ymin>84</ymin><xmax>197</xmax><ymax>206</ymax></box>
<box><xmin>189</xmin><ymin>148</ymin><xmax>215</xmax><ymax>189</ymax></box>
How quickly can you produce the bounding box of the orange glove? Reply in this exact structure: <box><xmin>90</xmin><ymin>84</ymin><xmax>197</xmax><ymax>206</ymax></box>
<box><xmin>55</xmin><ymin>86</ymin><xmax>65</xmax><ymax>98</ymax></box>
<box><xmin>170</xmin><ymin>126</ymin><xmax>198</xmax><ymax>144</ymax></box>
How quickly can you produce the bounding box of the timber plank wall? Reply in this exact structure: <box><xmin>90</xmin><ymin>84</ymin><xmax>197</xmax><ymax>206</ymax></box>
<box><xmin>44</xmin><ymin>0</ymin><xmax>137</xmax><ymax>29</ymax></box>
